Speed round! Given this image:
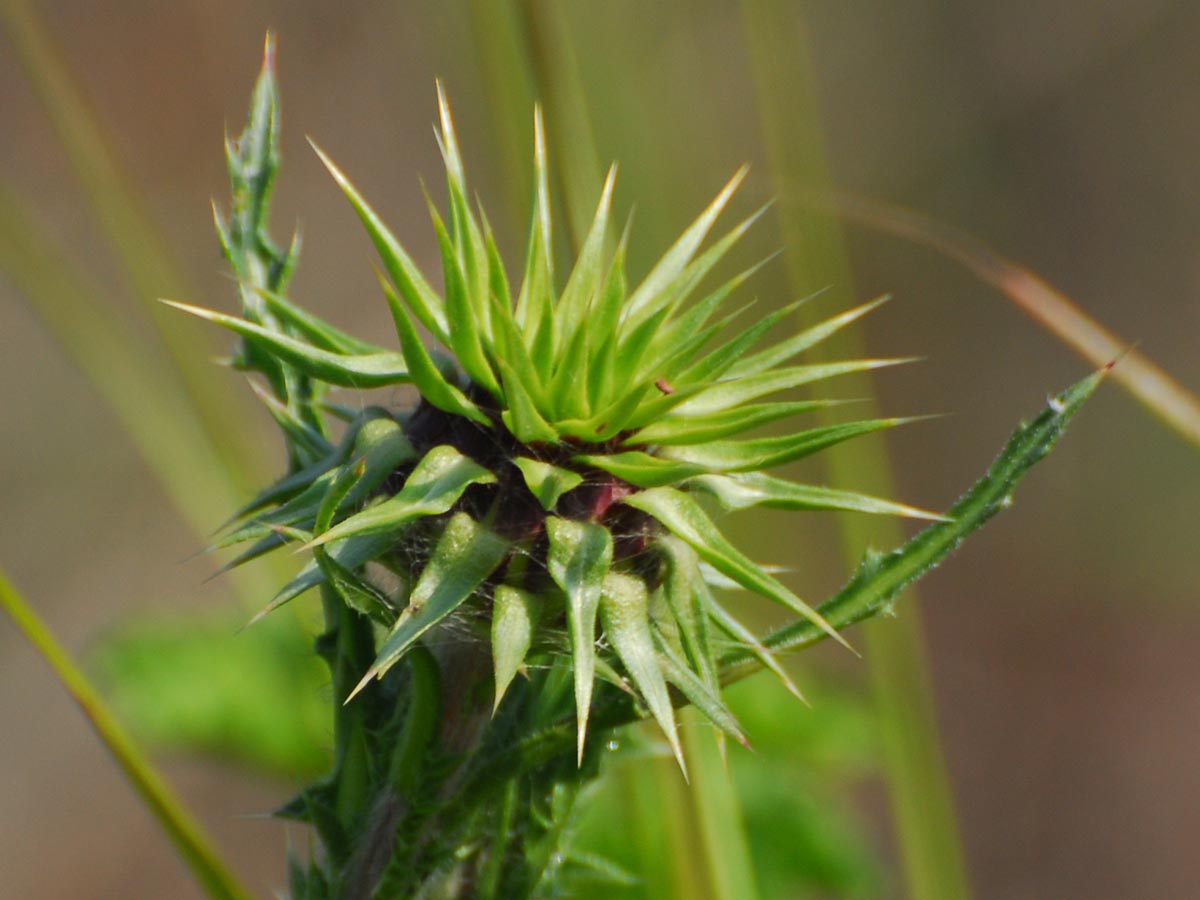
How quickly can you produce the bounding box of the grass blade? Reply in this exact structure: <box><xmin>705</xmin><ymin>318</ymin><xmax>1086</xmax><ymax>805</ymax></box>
<box><xmin>832</xmin><ymin>192</ymin><xmax>1200</xmax><ymax>450</ymax></box>
<box><xmin>0</xmin><ymin>571</ymin><xmax>257</xmax><ymax>900</ymax></box>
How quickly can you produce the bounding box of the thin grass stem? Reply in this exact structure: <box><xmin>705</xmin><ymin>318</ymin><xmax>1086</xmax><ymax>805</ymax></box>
<box><xmin>738</xmin><ymin>2</ymin><xmax>972</xmax><ymax>897</ymax></box>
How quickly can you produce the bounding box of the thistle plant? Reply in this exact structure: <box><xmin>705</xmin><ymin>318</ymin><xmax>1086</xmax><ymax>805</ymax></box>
<box><xmin>159</xmin><ymin>42</ymin><xmax>1102</xmax><ymax>899</ymax></box>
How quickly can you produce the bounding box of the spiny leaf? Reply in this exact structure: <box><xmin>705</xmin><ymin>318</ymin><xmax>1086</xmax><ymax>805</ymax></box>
<box><xmin>686</xmin><ymin>471</ymin><xmax>946</xmax><ymax>520</ymax></box>
<box><xmin>623</xmin><ymin>487</ymin><xmax>850</xmax><ymax>650</ymax></box>
<box><xmin>498</xmin><ymin>357</ymin><xmax>560</xmax><ymax>444</ymax></box>
<box><xmin>627</xmin><ymin>399</ymin><xmax>847</xmax><ymax>446</ymax></box>
<box><xmin>217</xmin><ymin>417</ymin><xmax>415</xmax><ymax>548</ymax></box>
<box><xmin>427</xmin><ymin>198</ymin><xmax>501</xmax><ymax>396</ymax></box>
<box><xmin>599</xmin><ymin>573</ymin><xmax>686</xmax><ymax>775</ymax></box>
<box><xmin>308</xmin><ymin>445</ymin><xmax>496</xmax><ymax>547</ymax></box>
<box><xmin>434</xmin><ymin>83</ymin><xmax>492</xmax><ymax>341</ymax></box>
<box><xmin>514</xmin><ymin>108</ymin><xmax>555</xmax><ymax>353</ymax></box>
<box><xmin>163</xmin><ymin>300</ymin><xmax>411</xmax><ymax>388</ymax></box>
<box><xmin>662</xmin><ymin>297</ymin><xmax>806</xmax><ymax>389</ymax></box>
<box><xmin>660</xmin><ymin>417</ymin><xmax>923</xmax><ymax>473</ymax></box>
<box><xmin>667</xmin><ymin>357</ymin><xmax>918</xmax><ymax>419</ymax></box>
<box><xmin>727</xmin><ymin>294</ymin><xmax>891</xmax><ymax>378</ymax></box>
<box><xmin>248</xmin><ymin>380</ymin><xmax>332</xmax><ymax>460</ymax></box>
<box><xmin>309</xmin><ymin>140</ymin><xmax>449</xmax><ymax>341</ymax></box>
<box><xmin>572</xmin><ymin>451</ymin><xmax>706</xmax><ymax>488</ymax></box>
<box><xmin>314</xmin><ymin>549</ymin><xmax>394</xmax><ymax>623</ymax></box>
<box><xmin>247</xmin><ymin>284</ymin><xmax>387</xmax><ymax>355</ymax></box>
<box><xmin>654</xmin><ymin>634</ymin><xmax>747</xmax><ymax>747</ymax></box>
<box><xmin>545</xmin><ymin>517</ymin><xmax>613</xmax><ymax>764</ymax></box>
<box><xmin>378</xmin><ymin>275</ymin><xmax>490</xmax><ymax>426</ymax></box>
<box><xmin>250</xmin><ymin>534</ymin><xmax>395</xmax><ymax>625</ymax></box>
<box><xmin>704</xmin><ymin>589</ymin><xmax>804</xmax><ymax>701</ymax></box>
<box><xmin>492</xmin><ymin>585</ymin><xmax>543</xmax><ymax>711</ymax></box>
<box><xmin>659</xmin><ymin>536</ymin><xmax>719</xmax><ymax>691</ymax></box>
<box><xmin>554</xmin><ymin>164</ymin><xmax>617</xmax><ymax>343</ymax></box>
<box><xmin>623</xmin><ymin>166</ymin><xmax>747</xmax><ymax>321</ymax></box>
<box><xmin>355</xmin><ymin>513</ymin><xmax>510</xmax><ymax>695</ymax></box>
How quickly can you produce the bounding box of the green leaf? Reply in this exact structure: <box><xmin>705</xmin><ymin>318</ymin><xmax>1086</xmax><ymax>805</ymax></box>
<box><xmin>665</xmin><ymin>357</ymin><xmax>916</xmax><ymax>419</ymax></box>
<box><xmin>686</xmin><ymin>471</ymin><xmax>946</xmax><ymax>520</ymax></box>
<box><xmin>663</xmin><ymin>297</ymin><xmax>805</xmax><ymax>388</ymax></box>
<box><xmin>309</xmin><ymin>140</ymin><xmax>449</xmax><ymax>342</ymax></box>
<box><xmin>513</xmin><ymin>457</ymin><xmax>584</xmax><ymax>511</ymax></box>
<box><xmin>435</xmin><ymin>83</ymin><xmax>493</xmax><ymax>345</ymax></box>
<box><xmin>654</xmin><ymin>635</ymin><xmax>746</xmax><ymax>747</ymax></box>
<box><xmin>623</xmin><ymin>487</ymin><xmax>849</xmax><ymax>650</ymax></box>
<box><xmin>558</xmin><ymin>383</ymin><xmax>653</xmax><ymax>443</ymax></box>
<box><xmin>163</xmin><ymin>300</ymin><xmax>411</xmax><ymax>388</ymax></box>
<box><xmin>545</xmin><ymin>517</ymin><xmax>613</xmax><ymax>763</ymax></box>
<box><xmin>247</xmin><ymin>284</ymin><xmax>388</xmax><ymax>355</ymax></box>
<box><xmin>703</xmin><ymin>589</ymin><xmax>803</xmax><ymax>701</ymax></box>
<box><xmin>572</xmin><ymin>450</ymin><xmax>706</xmax><ymax>488</ymax></box>
<box><xmin>514</xmin><ymin>109</ymin><xmax>555</xmax><ymax>350</ymax></box>
<box><xmin>659</xmin><ymin>536</ymin><xmax>719</xmax><ymax>691</ymax></box>
<box><xmin>379</xmin><ymin>275</ymin><xmax>490</xmax><ymax>426</ymax></box>
<box><xmin>217</xmin><ymin>416</ymin><xmax>415</xmax><ymax>548</ymax></box>
<box><xmin>555</xmin><ymin>163</ymin><xmax>616</xmax><ymax>338</ymax></box>
<box><xmin>248</xmin><ymin>380</ymin><xmax>332</xmax><ymax>460</ymax></box>
<box><xmin>661</xmin><ymin>417</ymin><xmax>920</xmax><ymax>473</ymax></box>
<box><xmin>427</xmin><ymin>198</ymin><xmax>502</xmax><ymax>396</ymax></box>
<box><xmin>492</xmin><ymin>585</ymin><xmax>543</xmax><ymax>711</ymax></box>
<box><xmin>628</xmin><ymin>400</ymin><xmax>845</xmax><ymax>446</ymax></box>
<box><xmin>357</xmin><ymin>513</ymin><xmax>510</xmax><ymax>692</ymax></box>
<box><xmin>309</xmin><ymin>445</ymin><xmax>496</xmax><ymax>547</ymax></box>
<box><xmin>726</xmin><ymin>294</ymin><xmax>891</xmax><ymax>378</ymax></box>
<box><xmin>314</xmin><ymin>548</ymin><xmax>394</xmax><ymax>623</ymax></box>
<box><xmin>498</xmin><ymin>357</ymin><xmax>560</xmax><ymax>444</ymax></box>
<box><xmin>599</xmin><ymin>573</ymin><xmax>685</xmax><ymax>774</ymax></box>
<box><xmin>623</xmin><ymin>166</ymin><xmax>747</xmax><ymax>321</ymax></box>
<box><xmin>250</xmin><ymin>533</ymin><xmax>395</xmax><ymax>624</ymax></box>
<box><xmin>488</xmin><ymin>282</ymin><xmax>554</xmax><ymax>417</ymax></box>
<box><xmin>726</xmin><ymin>369</ymin><xmax>1106</xmax><ymax>667</ymax></box>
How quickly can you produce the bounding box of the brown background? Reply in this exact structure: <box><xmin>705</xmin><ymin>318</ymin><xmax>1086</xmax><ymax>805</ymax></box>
<box><xmin>1</xmin><ymin>1</ymin><xmax>1197</xmax><ymax>897</ymax></box>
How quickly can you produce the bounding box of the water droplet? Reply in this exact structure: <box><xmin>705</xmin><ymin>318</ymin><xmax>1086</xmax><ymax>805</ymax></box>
<box><xmin>606</xmin><ymin>739</ymin><xmax>620</xmax><ymax>752</ymax></box>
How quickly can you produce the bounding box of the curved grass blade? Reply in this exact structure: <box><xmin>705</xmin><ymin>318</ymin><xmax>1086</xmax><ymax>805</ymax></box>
<box><xmin>0</xmin><ymin>571</ymin><xmax>257</xmax><ymax>900</ymax></box>
<box><xmin>832</xmin><ymin>192</ymin><xmax>1200</xmax><ymax>450</ymax></box>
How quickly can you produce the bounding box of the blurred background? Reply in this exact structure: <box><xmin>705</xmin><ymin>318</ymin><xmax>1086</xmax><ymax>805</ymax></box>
<box><xmin>1</xmin><ymin>1</ymin><xmax>1197</xmax><ymax>898</ymax></box>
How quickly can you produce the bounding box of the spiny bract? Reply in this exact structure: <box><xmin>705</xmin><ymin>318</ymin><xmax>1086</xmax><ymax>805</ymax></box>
<box><xmin>179</xmin><ymin>65</ymin><xmax>943</xmax><ymax>772</ymax></box>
